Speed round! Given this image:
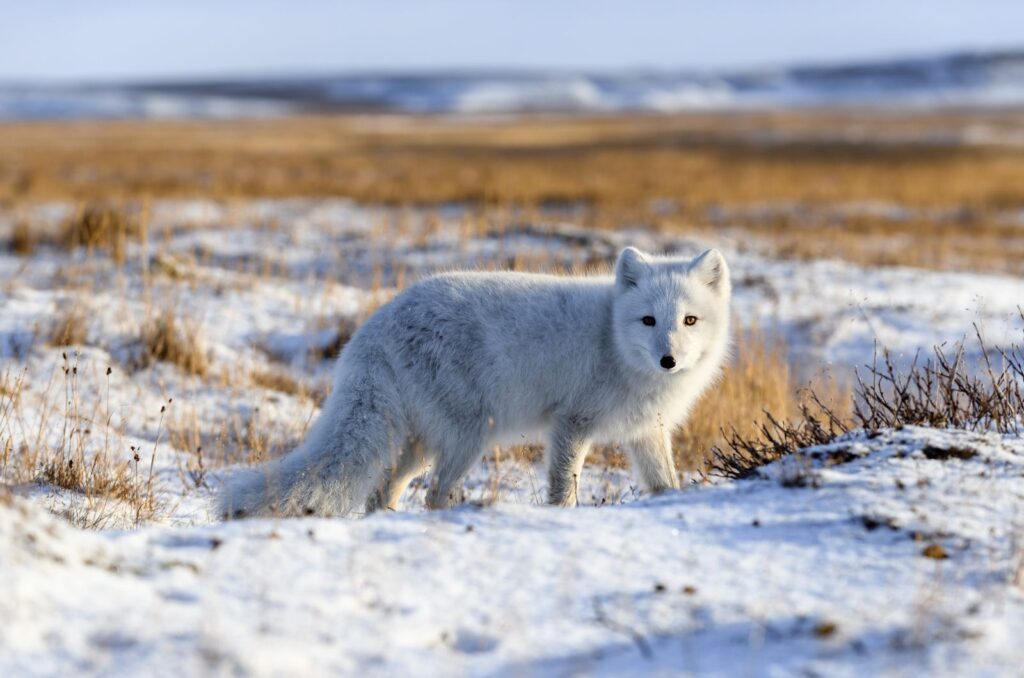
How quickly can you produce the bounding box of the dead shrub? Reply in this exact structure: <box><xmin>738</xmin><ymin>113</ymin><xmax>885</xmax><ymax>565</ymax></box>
<box><xmin>136</xmin><ymin>308</ymin><xmax>209</xmax><ymax>377</ymax></box>
<box><xmin>710</xmin><ymin>318</ymin><xmax>1024</xmax><ymax>478</ymax></box>
<box><xmin>853</xmin><ymin>326</ymin><xmax>1024</xmax><ymax>433</ymax></box>
<box><xmin>676</xmin><ymin>328</ymin><xmax>807</xmax><ymax>474</ymax></box>
<box><xmin>709</xmin><ymin>394</ymin><xmax>848</xmax><ymax>480</ymax></box>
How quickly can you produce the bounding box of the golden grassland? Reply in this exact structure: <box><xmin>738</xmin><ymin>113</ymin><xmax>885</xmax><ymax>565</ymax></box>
<box><xmin>4</xmin><ymin>110</ymin><xmax>1024</xmax><ymax>273</ymax></box>
<box><xmin>3</xmin><ymin>111</ymin><xmax>1024</xmax><ymax>207</ymax></box>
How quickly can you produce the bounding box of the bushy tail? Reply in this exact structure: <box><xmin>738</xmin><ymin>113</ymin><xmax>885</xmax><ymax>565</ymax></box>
<box><xmin>218</xmin><ymin>368</ymin><xmax>402</xmax><ymax>520</ymax></box>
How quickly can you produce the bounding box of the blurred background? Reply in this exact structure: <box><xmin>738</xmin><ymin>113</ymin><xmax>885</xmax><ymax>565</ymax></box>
<box><xmin>3</xmin><ymin>1</ymin><xmax>1024</xmax><ymax>270</ymax></box>
<box><xmin>3</xmin><ymin>0</ymin><xmax>1024</xmax><ymax>116</ymax></box>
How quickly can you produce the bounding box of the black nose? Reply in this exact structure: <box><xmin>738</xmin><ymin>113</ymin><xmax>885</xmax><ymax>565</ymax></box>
<box><xmin>660</xmin><ymin>355</ymin><xmax>676</xmax><ymax>370</ymax></box>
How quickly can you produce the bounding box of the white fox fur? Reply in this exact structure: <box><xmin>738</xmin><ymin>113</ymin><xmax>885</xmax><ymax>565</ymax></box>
<box><xmin>219</xmin><ymin>247</ymin><xmax>731</xmax><ymax>519</ymax></box>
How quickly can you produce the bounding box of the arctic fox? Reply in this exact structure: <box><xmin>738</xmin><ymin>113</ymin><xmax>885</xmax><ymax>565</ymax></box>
<box><xmin>220</xmin><ymin>247</ymin><xmax>731</xmax><ymax>519</ymax></box>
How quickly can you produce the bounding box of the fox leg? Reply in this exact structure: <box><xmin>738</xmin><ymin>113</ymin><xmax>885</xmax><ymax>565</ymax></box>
<box><xmin>366</xmin><ymin>438</ymin><xmax>432</xmax><ymax>513</ymax></box>
<box><xmin>426</xmin><ymin>433</ymin><xmax>485</xmax><ymax>510</ymax></box>
<box><xmin>626</xmin><ymin>428</ymin><xmax>679</xmax><ymax>494</ymax></box>
<box><xmin>547</xmin><ymin>418</ymin><xmax>592</xmax><ymax>507</ymax></box>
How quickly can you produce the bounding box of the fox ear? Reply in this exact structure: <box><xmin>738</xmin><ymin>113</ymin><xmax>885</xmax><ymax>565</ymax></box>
<box><xmin>690</xmin><ymin>249</ymin><xmax>730</xmax><ymax>294</ymax></box>
<box><xmin>615</xmin><ymin>247</ymin><xmax>651</xmax><ymax>291</ymax></box>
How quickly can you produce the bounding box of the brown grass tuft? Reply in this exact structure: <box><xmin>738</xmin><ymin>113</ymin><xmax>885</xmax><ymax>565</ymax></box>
<box><xmin>136</xmin><ymin>308</ymin><xmax>209</xmax><ymax>377</ymax></box>
<box><xmin>251</xmin><ymin>366</ymin><xmax>305</xmax><ymax>397</ymax></box>
<box><xmin>8</xmin><ymin>220</ymin><xmax>36</xmax><ymax>256</ymax></box>
<box><xmin>48</xmin><ymin>304</ymin><xmax>89</xmax><ymax>347</ymax></box>
<box><xmin>39</xmin><ymin>453</ymin><xmax>138</xmax><ymax>504</ymax></box>
<box><xmin>58</xmin><ymin>202</ymin><xmax>146</xmax><ymax>264</ymax></box>
<box><xmin>0</xmin><ymin>370</ymin><xmax>24</xmax><ymax>478</ymax></box>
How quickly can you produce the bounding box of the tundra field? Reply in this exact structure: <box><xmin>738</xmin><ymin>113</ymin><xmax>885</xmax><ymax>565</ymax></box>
<box><xmin>3</xmin><ymin>111</ymin><xmax>1024</xmax><ymax>675</ymax></box>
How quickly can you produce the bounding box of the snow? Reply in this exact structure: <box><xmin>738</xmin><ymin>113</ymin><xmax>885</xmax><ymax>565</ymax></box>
<box><xmin>3</xmin><ymin>427</ymin><xmax>1024</xmax><ymax>675</ymax></box>
<box><xmin>2</xmin><ymin>198</ymin><xmax>1024</xmax><ymax>674</ymax></box>
<box><xmin>8</xmin><ymin>197</ymin><xmax>1024</xmax><ymax>378</ymax></box>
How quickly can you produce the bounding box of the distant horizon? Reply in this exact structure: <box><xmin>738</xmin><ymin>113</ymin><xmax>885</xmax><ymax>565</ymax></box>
<box><xmin>4</xmin><ymin>0</ymin><xmax>1024</xmax><ymax>83</ymax></box>
<box><xmin>5</xmin><ymin>45</ymin><xmax>1024</xmax><ymax>120</ymax></box>
<box><xmin>3</xmin><ymin>42</ymin><xmax>1024</xmax><ymax>88</ymax></box>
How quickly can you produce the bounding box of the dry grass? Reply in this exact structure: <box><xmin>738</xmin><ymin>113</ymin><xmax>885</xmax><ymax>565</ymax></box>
<box><xmin>3</xmin><ymin>112</ymin><xmax>1024</xmax><ymax>209</ymax></box>
<box><xmin>39</xmin><ymin>450</ymin><xmax>139</xmax><ymax>505</ymax></box>
<box><xmin>675</xmin><ymin>328</ymin><xmax>841</xmax><ymax>474</ymax></box>
<box><xmin>135</xmin><ymin>307</ymin><xmax>209</xmax><ymax>378</ymax></box>
<box><xmin>694</xmin><ymin>209</ymin><xmax>1024</xmax><ymax>276</ymax></box>
<box><xmin>250</xmin><ymin>366</ymin><xmax>306</xmax><ymax>397</ymax></box>
<box><xmin>48</xmin><ymin>303</ymin><xmax>89</xmax><ymax>347</ymax></box>
<box><xmin>4</xmin><ymin>112</ymin><xmax>1024</xmax><ymax>274</ymax></box>
<box><xmin>57</xmin><ymin>202</ymin><xmax>147</xmax><ymax>265</ymax></box>
<box><xmin>8</xmin><ymin>220</ymin><xmax>36</xmax><ymax>255</ymax></box>
<box><xmin>167</xmin><ymin>401</ymin><xmax>307</xmax><ymax>471</ymax></box>
<box><xmin>710</xmin><ymin>323</ymin><xmax>1024</xmax><ymax>478</ymax></box>
<box><xmin>0</xmin><ymin>369</ymin><xmax>24</xmax><ymax>478</ymax></box>
<box><xmin>0</xmin><ymin>358</ymin><xmax>162</xmax><ymax>528</ymax></box>
<box><xmin>4</xmin><ymin>201</ymin><xmax>147</xmax><ymax>263</ymax></box>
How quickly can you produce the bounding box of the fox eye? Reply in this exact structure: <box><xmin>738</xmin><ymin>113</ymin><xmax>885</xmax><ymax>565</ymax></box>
<box><xmin>684</xmin><ymin>315</ymin><xmax>698</xmax><ymax>326</ymax></box>
<box><xmin>641</xmin><ymin>316</ymin><xmax>656</xmax><ymax>326</ymax></box>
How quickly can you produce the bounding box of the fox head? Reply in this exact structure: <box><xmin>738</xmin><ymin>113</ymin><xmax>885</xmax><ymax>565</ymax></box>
<box><xmin>611</xmin><ymin>247</ymin><xmax>731</xmax><ymax>376</ymax></box>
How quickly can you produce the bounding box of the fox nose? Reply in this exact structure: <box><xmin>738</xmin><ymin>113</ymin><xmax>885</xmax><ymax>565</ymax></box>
<box><xmin>660</xmin><ymin>355</ymin><xmax>676</xmax><ymax>370</ymax></box>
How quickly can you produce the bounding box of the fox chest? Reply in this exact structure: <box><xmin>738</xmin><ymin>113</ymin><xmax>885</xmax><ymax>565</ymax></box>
<box><xmin>590</xmin><ymin>386</ymin><xmax>690</xmax><ymax>439</ymax></box>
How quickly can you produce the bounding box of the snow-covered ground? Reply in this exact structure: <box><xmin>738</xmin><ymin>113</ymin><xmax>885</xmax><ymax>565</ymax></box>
<box><xmin>2</xmin><ymin>199</ymin><xmax>1023</xmax><ymax>675</ymax></box>
<box><xmin>5</xmin><ymin>198</ymin><xmax>1022</xmax><ymax>372</ymax></box>
<box><xmin>4</xmin><ymin>427</ymin><xmax>1024</xmax><ymax>676</ymax></box>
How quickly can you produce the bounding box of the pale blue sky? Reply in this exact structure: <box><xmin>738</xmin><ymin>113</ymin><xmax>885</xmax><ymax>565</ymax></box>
<box><xmin>2</xmin><ymin>0</ymin><xmax>1023</xmax><ymax>81</ymax></box>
